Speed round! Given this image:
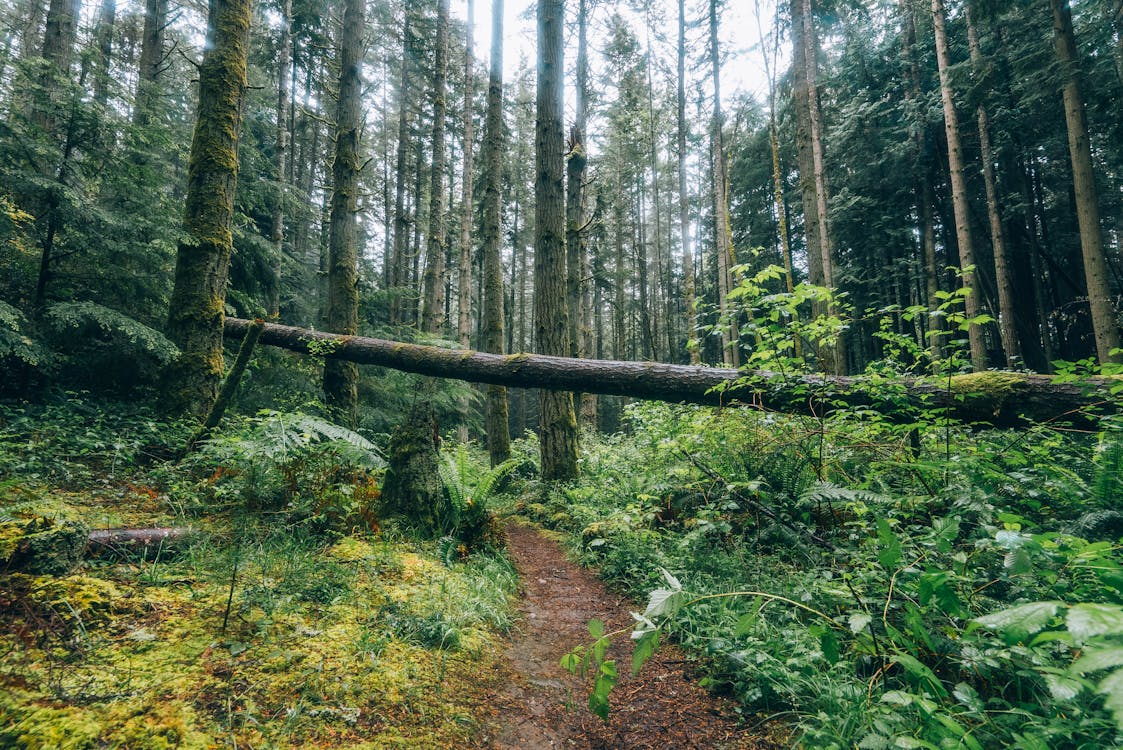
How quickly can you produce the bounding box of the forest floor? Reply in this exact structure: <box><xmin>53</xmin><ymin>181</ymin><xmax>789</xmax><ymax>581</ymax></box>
<box><xmin>479</xmin><ymin>521</ymin><xmax>786</xmax><ymax>750</ymax></box>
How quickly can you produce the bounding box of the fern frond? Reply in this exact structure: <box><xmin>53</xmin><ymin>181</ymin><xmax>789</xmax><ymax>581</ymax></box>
<box><xmin>798</xmin><ymin>482</ymin><xmax>891</xmax><ymax>508</ymax></box>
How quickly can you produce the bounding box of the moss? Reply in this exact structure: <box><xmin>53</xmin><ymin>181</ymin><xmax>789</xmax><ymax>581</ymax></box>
<box><xmin>947</xmin><ymin>371</ymin><xmax>1028</xmax><ymax>396</ymax></box>
<box><xmin>2</xmin><ymin>517</ymin><xmax>88</xmax><ymax>575</ymax></box>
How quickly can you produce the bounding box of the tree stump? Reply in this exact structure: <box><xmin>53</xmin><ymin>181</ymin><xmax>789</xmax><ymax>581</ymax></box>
<box><xmin>380</xmin><ymin>404</ymin><xmax>452</xmax><ymax>537</ymax></box>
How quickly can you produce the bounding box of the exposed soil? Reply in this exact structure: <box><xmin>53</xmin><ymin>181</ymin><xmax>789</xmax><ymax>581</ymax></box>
<box><xmin>479</xmin><ymin>521</ymin><xmax>786</xmax><ymax>750</ymax></box>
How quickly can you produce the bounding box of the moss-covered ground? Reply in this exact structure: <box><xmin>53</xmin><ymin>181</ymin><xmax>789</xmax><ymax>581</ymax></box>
<box><xmin>0</xmin><ymin>403</ymin><xmax>519</xmax><ymax>749</ymax></box>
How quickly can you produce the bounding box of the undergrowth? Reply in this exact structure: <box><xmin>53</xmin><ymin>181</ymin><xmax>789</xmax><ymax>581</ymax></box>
<box><xmin>530</xmin><ymin>401</ymin><xmax>1123</xmax><ymax>748</ymax></box>
<box><xmin>0</xmin><ymin>397</ymin><xmax>519</xmax><ymax>749</ymax></box>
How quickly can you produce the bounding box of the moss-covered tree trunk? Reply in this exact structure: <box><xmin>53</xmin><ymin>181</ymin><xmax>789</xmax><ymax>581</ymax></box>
<box><xmin>322</xmin><ymin>0</ymin><xmax>365</xmax><ymax>426</ymax></box>
<box><xmin>164</xmin><ymin>0</ymin><xmax>252</xmax><ymax>417</ymax></box>
<box><xmin>380</xmin><ymin>403</ymin><xmax>450</xmax><ymax>536</ymax></box>
<box><xmin>455</xmin><ymin>0</ymin><xmax>476</xmax><ymax>442</ymax></box>
<box><xmin>481</xmin><ymin>0</ymin><xmax>510</xmax><ymax>466</ymax></box>
<box><xmin>133</xmin><ymin>0</ymin><xmax>166</xmax><ymax>125</ymax></box>
<box><xmin>536</xmin><ymin>0</ymin><xmax>579</xmax><ymax>481</ymax></box>
<box><xmin>677</xmin><ymin>0</ymin><xmax>698</xmax><ymax>365</ymax></box>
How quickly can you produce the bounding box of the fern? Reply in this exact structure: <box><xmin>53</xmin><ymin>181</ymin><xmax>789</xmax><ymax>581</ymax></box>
<box><xmin>798</xmin><ymin>482</ymin><xmax>892</xmax><ymax>508</ymax></box>
<box><xmin>43</xmin><ymin>301</ymin><xmax>178</xmax><ymax>364</ymax></box>
<box><xmin>202</xmin><ymin>410</ymin><xmax>385</xmax><ymax>469</ymax></box>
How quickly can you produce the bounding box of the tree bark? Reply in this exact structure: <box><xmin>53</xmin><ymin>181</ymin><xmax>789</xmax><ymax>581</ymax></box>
<box><xmin>133</xmin><ymin>0</ymin><xmax>167</xmax><ymax>125</ymax></box>
<box><xmin>269</xmin><ymin>0</ymin><xmax>291</xmax><ymax>319</ymax></box>
<box><xmin>322</xmin><ymin>0</ymin><xmax>365</xmax><ymax>427</ymax></box>
<box><xmin>92</xmin><ymin>0</ymin><xmax>115</xmax><ymax>106</ymax></box>
<box><xmin>932</xmin><ymin>0</ymin><xmax>987</xmax><ymax>371</ymax></box>
<box><xmin>790</xmin><ymin>0</ymin><xmax>824</xmax><ymax>291</ymax></box>
<box><xmin>1050</xmin><ymin>0</ymin><xmax>1121</xmax><ymax>365</ymax></box>
<box><xmin>481</xmin><ymin>0</ymin><xmax>510</xmax><ymax>466</ymax></box>
<box><xmin>677</xmin><ymin>0</ymin><xmax>699</xmax><ymax>365</ymax></box>
<box><xmin>967</xmin><ymin>4</ymin><xmax>1020</xmax><ymax>368</ymax></box>
<box><xmin>708</xmin><ymin>0</ymin><xmax>737</xmax><ymax>369</ymax></box>
<box><xmin>536</xmin><ymin>0</ymin><xmax>579</xmax><ymax>481</ymax></box>
<box><xmin>389</xmin><ymin>8</ymin><xmax>415</xmax><ymax>327</ymax></box>
<box><xmin>165</xmin><ymin>0</ymin><xmax>253</xmax><ymax>417</ymax></box>
<box><xmin>421</xmin><ymin>0</ymin><xmax>451</xmax><ymax>335</ymax></box>
<box><xmin>456</xmin><ymin>0</ymin><xmax>476</xmax><ymax>442</ymax></box>
<box><xmin>225</xmin><ymin>318</ymin><xmax>1119</xmax><ymax>429</ymax></box>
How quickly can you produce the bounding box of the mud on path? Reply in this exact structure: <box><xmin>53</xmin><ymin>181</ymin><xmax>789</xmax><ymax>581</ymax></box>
<box><xmin>477</xmin><ymin>521</ymin><xmax>784</xmax><ymax>750</ymax></box>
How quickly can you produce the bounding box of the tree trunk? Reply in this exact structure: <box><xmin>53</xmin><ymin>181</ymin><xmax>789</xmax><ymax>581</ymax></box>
<box><xmin>165</xmin><ymin>0</ymin><xmax>253</xmax><ymax>417</ymax></box>
<box><xmin>967</xmin><ymin>4</ymin><xmax>1020</xmax><ymax>368</ymax></box>
<box><xmin>389</xmin><ymin>8</ymin><xmax>415</xmax><ymax>327</ymax></box>
<box><xmin>269</xmin><ymin>0</ymin><xmax>291</xmax><ymax>318</ymax></box>
<box><xmin>536</xmin><ymin>0</ymin><xmax>578</xmax><ymax>481</ymax></box>
<box><xmin>481</xmin><ymin>0</ymin><xmax>510</xmax><ymax>466</ymax></box>
<box><xmin>708</xmin><ymin>0</ymin><xmax>737</xmax><ymax>369</ymax></box>
<box><xmin>18</xmin><ymin>0</ymin><xmax>47</xmax><ymax>64</ymax></box>
<box><xmin>790</xmin><ymin>0</ymin><xmax>824</xmax><ymax>293</ymax></box>
<box><xmin>92</xmin><ymin>0</ymin><xmax>115</xmax><ymax>106</ymax></box>
<box><xmin>421</xmin><ymin>0</ymin><xmax>451</xmax><ymax>335</ymax></box>
<box><xmin>575</xmin><ymin>0</ymin><xmax>596</xmax><ymax>424</ymax></box>
<box><xmin>456</xmin><ymin>0</ymin><xmax>476</xmax><ymax>442</ymax></box>
<box><xmin>677</xmin><ymin>0</ymin><xmax>698</xmax><ymax>365</ymax></box>
<box><xmin>226</xmin><ymin>318</ymin><xmax>1118</xmax><ymax>430</ymax></box>
<box><xmin>134</xmin><ymin>0</ymin><xmax>167</xmax><ymax>125</ymax></box>
<box><xmin>1051</xmin><ymin>0</ymin><xmax>1121</xmax><ymax>365</ymax></box>
<box><xmin>322</xmin><ymin>0</ymin><xmax>365</xmax><ymax>427</ymax></box>
<box><xmin>932</xmin><ymin>0</ymin><xmax>987</xmax><ymax>371</ymax></box>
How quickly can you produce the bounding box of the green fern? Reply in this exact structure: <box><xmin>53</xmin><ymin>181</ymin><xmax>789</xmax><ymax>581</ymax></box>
<box><xmin>798</xmin><ymin>482</ymin><xmax>892</xmax><ymax>509</ymax></box>
<box><xmin>43</xmin><ymin>301</ymin><xmax>178</xmax><ymax>364</ymax></box>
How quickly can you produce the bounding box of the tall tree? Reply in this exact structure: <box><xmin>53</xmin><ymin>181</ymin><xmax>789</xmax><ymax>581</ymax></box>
<box><xmin>133</xmin><ymin>0</ymin><xmax>167</xmax><ymax>125</ymax></box>
<box><xmin>677</xmin><ymin>0</ymin><xmax>698</xmax><ymax>364</ymax></box>
<box><xmin>708</xmin><ymin>0</ymin><xmax>738</xmax><ymax>368</ymax></box>
<box><xmin>536</xmin><ymin>0</ymin><xmax>579</xmax><ymax>481</ymax></box>
<box><xmin>481</xmin><ymin>0</ymin><xmax>510</xmax><ymax>465</ymax></box>
<box><xmin>388</xmin><ymin>7</ymin><xmax>415</xmax><ymax>326</ymax></box>
<box><xmin>420</xmin><ymin>0</ymin><xmax>451</xmax><ymax>335</ymax></box>
<box><xmin>322</xmin><ymin>0</ymin><xmax>365</xmax><ymax>425</ymax></box>
<box><xmin>165</xmin><ymin>0</ymin><xmax>254</xmax><ymax>416</ymax></box>
<box><xmin>92</xmin><ymin>0</ymin><xmax>115</xmax><ymax>106</ymax></box>
<box><xmin>931</xmin><ymin>0</ymin><xmax>987</xmax><ymax>370</ymax></box>
<box><xmin>790</xmin><ymin>0</ymin><xmax>824</xmax><ymax>292</ymax></box>
<box><xmin>456</xmin><ymin>0</ymin><xmax>476</xmax><ymax>442</ymax></box>
<box><xmin>966</xmin><ymin>3</ymin><xmax>1020</xmax><ymax>367</ymax></box>
<box><xmin>1050</xmin><ymin>0</ymin><xmax>1121</xmax><ymax>365</ymax></box>
<box><xmin>270</xmin><ymin>0</ymin><xmax>292</xmax><ymax>318</ymax></box>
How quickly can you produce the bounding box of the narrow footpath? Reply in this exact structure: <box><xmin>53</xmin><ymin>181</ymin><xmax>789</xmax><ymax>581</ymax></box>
<box><xmin>478</xmin><ymin>521</ymin><xmax>784</xmax><ymax>749</ymax></box>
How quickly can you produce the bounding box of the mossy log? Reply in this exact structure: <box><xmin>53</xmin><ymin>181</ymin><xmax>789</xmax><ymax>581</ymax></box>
<box><xmin>224</xmin><ymin>318</ymin><xmax>1120</xmax><ymax>429</ymax></box>
<box><xmin>86</xmin><ymin>528</ymin><xmax>198</xmax><ymax>557</ymax></box>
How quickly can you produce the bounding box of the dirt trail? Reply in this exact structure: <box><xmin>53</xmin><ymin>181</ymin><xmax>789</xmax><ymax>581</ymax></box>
<box><xmin>480</xmin><ymin>522</ymin><xmax>782</xmax><ymax>750</ymax></box>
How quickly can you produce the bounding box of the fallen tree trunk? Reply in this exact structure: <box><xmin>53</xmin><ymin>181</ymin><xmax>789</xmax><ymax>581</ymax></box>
<box><xmin>86</xmin><ymin>528</ymin><xmax>198</xmax><ymax>556</ymax></box>
<box><xmin>224</xmin><ymin>317</ymin><xmax>1119</xmax><ymax>429</ymax></box>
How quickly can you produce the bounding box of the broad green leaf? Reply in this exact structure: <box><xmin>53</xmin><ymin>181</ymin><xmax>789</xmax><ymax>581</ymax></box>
<box><xmin>1044</xmin><ymin>672</ymin><xmax>1084</xmax><ymax>701</ymax></box>
<box><xmin>1072</xmin><ymin>647</ymin><xmax>1123</xmax><ymax>675</ymax></box>
<box><xmin>1097</xmin><ymin>669</ymin><xmax>1123</xmax><ymax>731</ymax></box>
<box><xmin>660</xmin><ymin>568</ymin><xmax>682</xmax><ymax>591</ymax></box>
<box><xmin>644</xmin><ymin>588</ymin><xmax>684</xmax><ymax>620</ymax></box>
<box><xmin>632</xmin><ymin>629</ymin><xmax>659</xmax><ymax>675</ymax></box>
<box><xmin>952</xmin><ymin>682</ymin><xmax>984</xmax><ymax>713</ymax></box>
<box><xmin>877</xmin><ymin>517</ymin><xmax>901</xmax><ymax>569</ymax></box>
<box><xmin>849</xmin><ymin>612</ymin><xmax>873</xmax><ymax>634</ymax></box>
<box><xmin>1067</xmin><ymin>603</ymin><xmax>1123</xmax><ymax>643</ymax></box>
<box><xmin>560</xmin><ymin>651</ymin><xmax>582</xmax><ymax>674</ymax></box>
<box><xmin>893</xmin><ymin>653</ymin><xmax>948</xmax><ymax>698</ymax></box>
<box><xmin>588</xmin><ymin>619</ymin><xmax>605</xmax><ymax>639</ymax></box>
<box><xmin>973</xmin><ymin>601</ymin><xmax>1063</xmax><ymax>638</ymax></box>
<box><xmin>893</xmin><ymin>736</ymin><xmax>940</xmax><ymax>749</ymax></box>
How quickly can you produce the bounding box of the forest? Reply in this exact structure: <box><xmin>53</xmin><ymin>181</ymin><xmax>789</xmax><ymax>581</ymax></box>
<box><xmin>1</xmin><ymin>0</ymin><xmax>1123</xmax><ymax>746</ymax></box>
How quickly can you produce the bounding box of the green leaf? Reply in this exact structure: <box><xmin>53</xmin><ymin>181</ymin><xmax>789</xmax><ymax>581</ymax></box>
<box><xmin>849</xmin><ymin>612</ymin><xmax>873</xmax><ymax>634</ymax></box>
<box><xmin>588</xmin><ymin>619</ymin><xmax>605</xmax><ymax>639</ymax></box>
<box><xmin>660</xmin><ymin>568</ymin><xmax>682</xmax><ymax>591</ymax></box>
<box><xmin>644</xmin><ymin>588</ymin><xmax>685</xmax><ymax>620</ymax></box>
<box><xmin>1067</xmin><ymin>603</ymin><xmax>1123</xmax><ymax>643</ymax></box>
<box><xmin>632</xmin><ymin>629</ymin><xmax>659</xmax><ymax>675</ymax></box>
<box><xmin>877</xmin><ymin>517</ymin><xmax>901</xmax><ymax>569</ymax></box>
<box><xmin>819</xmin><ymin>627</ymin><xmax>840</xmax><ymax>665</ymax></box>
<box><xmin>560</xmin><ymin>651</ymin><xmax>582</xmax><ymax>675</ymax></box>
<box><xmin>952</xmin><ymin>682</ymin><xmax>984</xmax><ymax>713</ymax></box>
<box><xmin>1072</xmin><ymin>647</ymin><xmax>1123</xmax><ymax>675</ymax></box>
<box><xmin>973</xmin><ymin>601</ymin><xmax>1063</xmax><ymax>640</ymax></box>
<box><xmin>893</xmin><ymin>653</ymin><xmax>947</xmax><ymax>698</ymax></box>
<box><xmin>1097</xmin><ymin>669</ymin><xmax>1123</xmax><ymax>731</ymax></box>
<box><xmin>1044</xmin><ymin>672</ymin><xmax>1084</xmax><ymax>701</ymax></box>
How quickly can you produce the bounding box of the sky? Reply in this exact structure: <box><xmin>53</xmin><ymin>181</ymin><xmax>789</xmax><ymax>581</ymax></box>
<box><xmin>452</xmin><ymin>0</ymin><xmax>787</xmax><ymax>113</ymax></box>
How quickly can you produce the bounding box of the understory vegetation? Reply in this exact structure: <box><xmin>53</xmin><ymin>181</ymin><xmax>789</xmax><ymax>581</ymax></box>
<box><xmin>540</xmin><ymin>401</ymin><xmax>1123</xmax><ymax>748</ymax></box>
<box><xmin>0</xmin><ymin>398</ymin><xmax>517</xmax><ymax>749</ymax></box>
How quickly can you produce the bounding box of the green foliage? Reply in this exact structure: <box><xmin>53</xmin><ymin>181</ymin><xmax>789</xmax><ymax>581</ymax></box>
<box><xmin>531</xmin><ymin>397</ymin><xmax>1123</xmax><ymax>747</ymax></box>
<box><xmin>192</xmin><ymin>409</ymin><xmax>384</xmax><ymax>531</ymax></box>
<box><xmin>436</xmin><ymin>445</ymin><xmax>519</xmax><ymax>555</ymax></box>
